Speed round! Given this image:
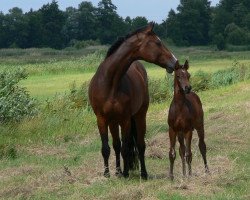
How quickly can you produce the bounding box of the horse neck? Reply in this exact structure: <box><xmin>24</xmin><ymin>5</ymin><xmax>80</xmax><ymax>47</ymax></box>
<box><xmin>173</xmin><ymin>78</ymin><xmax>186</xmax><ymax>107</ymax></box>
<box><xmin>101</xmin><ymin>43</ymin><xmax>138</xmax><ymax>94</ymax></box>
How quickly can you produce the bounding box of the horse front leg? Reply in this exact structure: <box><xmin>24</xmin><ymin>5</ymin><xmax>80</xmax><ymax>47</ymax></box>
<box><xmin>109</xmin><ymin>122</ymin><xmax>122</xmax><ymax>176</ymax></box>
<box><xmin>184</xmin><ymin>131</ymin><xmax>193</xmax><ymax>176</ymax></box>
<box><xmin>169</xmin><ymin>127</ymin><xmax>177</xmax><ymax>180</ymax></box>
<box><xmin>120</xmin><ymin>119</ymin><xmax>131</xmax><ymax>178</ymax></box>
<box><xmin>178</xmin><ymin>133</ymin><xmax>186</xmax><ymax>177</ymax></box>
<box><xmin>97</xmin><ymin>117</ymin><xmax>110</xmax><ymax>177</ymax></box>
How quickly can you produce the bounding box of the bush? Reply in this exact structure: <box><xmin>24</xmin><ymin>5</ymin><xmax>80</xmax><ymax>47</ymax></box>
<box><xmin>148</xmin><ymin>75</ymin><xmax>173</xmax><ymax>103</ymax></box>
<box><xmin>191</xmin><ymin>70</ymin><xmax>211</xmax><ymax>92</ymax></box>
<box><xmin>0</xmin><ymin>69</ymin><xmax>38</xmax><ymax>123</ymax></box>
<box><xmin>71</xmin><ymin>39</ymin><xmax>101</xmax><ymax>49</ymax></box>
<box><xmin>210</xmin><ymin>62</ymin><xmax>247</xmax><ymax>88</ymax></box>
<box><xmin>68</xmin><ymin>81</ymin><xmax>90</xmax><ymax>109</ymax></box>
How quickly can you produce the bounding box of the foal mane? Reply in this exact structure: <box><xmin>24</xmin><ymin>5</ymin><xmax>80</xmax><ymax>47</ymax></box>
<box><xmin>106</xmin><ymin>25</ymin><xmax>152</xmax><ymax>58</ymax></box>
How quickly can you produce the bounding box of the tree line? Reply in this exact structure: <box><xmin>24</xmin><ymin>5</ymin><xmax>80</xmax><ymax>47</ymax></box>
<box><xmin>0</xmin><ymin>0</ymin><xmax>249</xmax><ymax>49</ymax></box>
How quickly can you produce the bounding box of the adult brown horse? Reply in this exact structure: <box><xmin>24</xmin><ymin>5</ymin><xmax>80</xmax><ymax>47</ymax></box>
<box><xmin>168</xmin><ymin>60</ymin><xmax>209</xmax><ymax>180</ymax></box>
<box><xmin>89</xmin><ymin>23</ymin><xmax>178</xmax><ymax>180</ymax></box>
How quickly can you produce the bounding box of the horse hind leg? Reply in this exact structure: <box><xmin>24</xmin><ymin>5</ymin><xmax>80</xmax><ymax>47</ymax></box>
<box><xmin>120</xmin><ymin>119</ymin><xmax>131</xmax><ymax>178</ymax></box>
<box><xmin>97</xmin><ymin>117</ymin><xmax>110</xmax><ymax>177</ymax></box>
<box><xmin>184</xmin><ymin>131</ymin><xmax>193</xmax><ymax>176</ymax></box>
<box><xmin>178</xmin><ymin>133</ymin><xmax>186</xmax><ymax>177</ymax></box>
<box><xmin>169</xmin><ymin>127</ymin><xmax>177</xmax><ymax>180</ymax></box>
<box><xmin>109</xmin><ymin>122</ymin><xmax>122</xmax><ymax>176</ymax></box>
<box><xmin>197</xmin><ymin>127</ymin><xmax>209</xmax><ymax>173</ymax></box>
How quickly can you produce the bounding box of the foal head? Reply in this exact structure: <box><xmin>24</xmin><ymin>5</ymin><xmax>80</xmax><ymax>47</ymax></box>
<box><xmin>133</xmin><ymin>23</ymin><xmax>178</xmax><ymax>73</ymax></box>
<box><xmin>175</xmin><ymin>60</ymin><xmax>192</xmax><ymax>94</ymax></box>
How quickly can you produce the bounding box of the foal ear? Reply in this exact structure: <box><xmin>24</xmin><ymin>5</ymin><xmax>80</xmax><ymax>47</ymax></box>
<box><xmin>184</xmin><ymin>60</ymin><xmax>189</xmax><ymax>70</ymax></box>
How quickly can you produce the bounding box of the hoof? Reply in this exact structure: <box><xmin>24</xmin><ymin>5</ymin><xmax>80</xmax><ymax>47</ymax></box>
<box><xmin>123</xmin><ymin>172</ymin><xmax>129</xmax><ymax>178</ymax></box>
<box><xmin>169</xmin><ymin>174</ymin><xmax>174</xmax><ymax>181</ymax></box>
<box><xmin>104</xmin><ymin>170</ymin><xmax>110</xmax><ymax>178</ymax></box>
<box><xmin>141</xmin><ymin>172</ymin><xmax>148</xmax><ymax>180</ymax></box>
<box><xmin>205</xmin><ymin>167</ymin><xmax>210</xmax><ymax>174</ymax></box>
<box><xmin>115</xmin><ymin>168</ymin><xmax>123</xmax><ymax>177</ymax></box>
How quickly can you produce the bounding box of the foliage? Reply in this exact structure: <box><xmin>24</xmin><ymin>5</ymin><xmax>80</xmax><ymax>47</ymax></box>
<box><xmin>0</xmin><ymin>0</ymin><xmax>249</xmax><ymax>48</ymax></box>
<box><xmin>148</xmin><ymin>77</ymin><xmax>172</xmax><ymax>103</ymax></box>
<box><xmin>71</xmin><ymin>40</ymin><xmax>101</xmax><ymax>49</ymax></box>
<box><xmin>210</xmin><ymin>62</ymin><xmax>248</xmax><ymax>88</ymax></box>
<box><xmin>191</xmin><ymin>70</ymin><xmax>211</xmax><ymax>92</ymax></box>
<box><xmin>166</xmin><ymin>0</ymin><xmax>211</xmax><ymax>46</ymax></box>
<box><xmin>0</xmin><ymin>144</ymin><xmax>18</xmax><ymax>159</ymax></box>
<box><xmin>0</xmin><ymin>69</ymin><xmax>37</xmax><ymax>123</ymax></box>
<box><xmin>214</xmin><ymin>33</ymin><xmax>226</xmax><ymax>50</ymax></box>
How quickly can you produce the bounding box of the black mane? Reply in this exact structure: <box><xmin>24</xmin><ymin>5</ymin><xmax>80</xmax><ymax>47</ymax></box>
<box><xmin>105</xmin><ymin>25</ymin><xmax>151</xmax><ymax>58</ymax></box>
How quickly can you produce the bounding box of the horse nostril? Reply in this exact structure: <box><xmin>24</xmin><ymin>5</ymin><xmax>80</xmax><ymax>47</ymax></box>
<box><xmin>185</xmin><ymin>86</ymin><xmax>191</xmax><ymax>94</ymax></box>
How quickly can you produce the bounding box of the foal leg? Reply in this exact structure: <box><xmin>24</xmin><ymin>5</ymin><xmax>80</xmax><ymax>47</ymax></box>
<box><xmin>197</xmin><ymin>126</ymin><xmax>209</xmax><ymax>173</ymax></box>
<box><xmin>109</xmin><ymin>123</ymin><xmax>122</xmax><ymax>176</ymax></box>
<box><xmin>97</xmin><ymin>117</ymin><xmax>110</xmax><ymax>177</ymax></box>
<box><xmin>184</xmin><ymin>131</ymin><xmax>193</xmax><ymax>176</ymax></box>
<box><xmin>134</xmin><ymin>115</ymin><xmax>148</xmax><ymax>180</ymax></box>
<box><xmin>169</xmin><ymin>127</ymin><xmax>177</xmax><ymax>180</ymax></box>
<box><xmin>120</xmin><ymin>119</ymin><xmax>131</xmax><ymax>178</ymax></box>
<box><xmin>178</xmin><ymin>133</ymin><xmax>186</xmax><ymax>177</ymax></box>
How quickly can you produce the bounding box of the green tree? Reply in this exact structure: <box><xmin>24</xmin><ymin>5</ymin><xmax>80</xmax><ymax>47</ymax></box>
<box><xmin>4</xmin><ymin>8</ymin><xmax>29</xmax><ymax>48</ymax></box>
<box><xmin>96</xmin><ymin>0</ymin><xmax>126</xmax><ymax>44</ymax></box>
<box><xmin>39</xmin><ymin>0</ymin><xmax>66</xmax><ymax>48</ymax></box>
<box><xmin>131</xmin><ymin>16</ymin><xmax>148</xmax><ymax>30</ymax></box>
<box><xmin>210</xmin><ymin>0</ymin><xmax>250</xmax><ymax>45</ymax></box>
<box><xmin>26</xmin><ymin>9</ymin><xmax>43</xmax><ymax>48</ymax></box>
<box><xmin>78</xmin><ymin>2</ymin><xmax>98</xmax><ymax>41</ymax></box>
<box><xmin>166</xmin><ymin>0</ymin><xmax>212</xmax><ymax>46</ymax></box>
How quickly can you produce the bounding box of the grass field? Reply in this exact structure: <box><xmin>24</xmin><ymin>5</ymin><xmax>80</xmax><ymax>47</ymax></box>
<box><xmin>0</xmin><ymin>47</ymin><xmax>250</xmax><ymax>199</ymax></box>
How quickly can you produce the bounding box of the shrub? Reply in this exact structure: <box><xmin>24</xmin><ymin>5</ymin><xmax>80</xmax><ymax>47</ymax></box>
<box><xmin>148</xmin><ymin>75</ymin><xmax>173</xmax><ymax>103</ymax></box>
<box><xmin>191</xmin><ymin>70</ymin><xmax>211</xmax><ymax>92</ymax></box>
<box><xmin>0</xmin><ymin>69</ymin><xmax>38</xmax><ymax>123</ymax></box>
<box><xmin>68</xmin><ymin>81</ymin><xmax>90</xmax><ymax>109</ymax></box>
<box><xmin>210</xmin><ymin>62</ymin><xmax>247</xmax><ymax>88</ymax></box>
<box><xmin>72</xmin><ymin>40</ymin><xmax>101</xmax><ymax>49</ymax></box>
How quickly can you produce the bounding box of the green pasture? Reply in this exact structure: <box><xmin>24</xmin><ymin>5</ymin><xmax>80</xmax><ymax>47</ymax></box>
<box><xmin>4</xmin><ymin>46</ymin><xmax>246</xmax><ymax>100</ymax></box>
<box><xmin>0</xmin><ymin>47</ymin><xmax>250</xmax><ymax>199</ymax></box>
<box><xmin>21</xmin><ymin>57</ymin><xmax>250</xmax><ymax>100</ymax></box>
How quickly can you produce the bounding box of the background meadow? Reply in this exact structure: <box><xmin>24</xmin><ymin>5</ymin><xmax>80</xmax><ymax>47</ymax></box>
<box><xmin>0</xmin><ymin>46</ymin><xmax>250</xmax><ymax>199</ymax></box>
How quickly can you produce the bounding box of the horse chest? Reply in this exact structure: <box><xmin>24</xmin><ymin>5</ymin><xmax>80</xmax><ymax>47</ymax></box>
<box><xmin>102</xmin><ymin>96</ymin><xmax>129</xmax><ymax>117</ymax></box>
<box><xmin>170</xmin><ymin>108</ymin><xmax>193</xmax><ymax>132</ymax></box>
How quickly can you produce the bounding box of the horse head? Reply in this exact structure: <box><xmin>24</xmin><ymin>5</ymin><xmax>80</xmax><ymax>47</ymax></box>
<box><xmin>175</xmin><ymin>60</ymin><xmax>192</xmax><ymax>94</ymax></box>
<box><xmin>133</xmin><ymin>22</ymin><xmax>178</xmax><ymax>73</ymax></box>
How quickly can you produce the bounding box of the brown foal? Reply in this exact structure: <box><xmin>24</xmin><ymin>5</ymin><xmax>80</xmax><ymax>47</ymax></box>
<box><xmin>168</xmin><ymin>60</ymin><xmax>209</xmax><ymax>180</ymax></box>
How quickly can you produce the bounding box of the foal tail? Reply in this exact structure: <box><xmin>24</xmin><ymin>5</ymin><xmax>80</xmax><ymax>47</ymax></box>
<box><xmin>128</xmin><ymin>118</ymin><xmax>139</xmax><ymax>170</ymax></box>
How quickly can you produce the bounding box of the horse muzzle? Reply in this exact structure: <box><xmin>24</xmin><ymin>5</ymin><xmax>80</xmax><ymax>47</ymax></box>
<box><xmin>184</xmin><ymin>86</ymin><xmax>192</xmax><ymax>94</ymax></box>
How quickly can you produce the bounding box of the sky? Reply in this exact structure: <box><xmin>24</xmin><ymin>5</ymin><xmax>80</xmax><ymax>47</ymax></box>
<box><xmin>1</xmin><ymin>0</ymin><xmax>220</xmax><ymax>23</ymax></box>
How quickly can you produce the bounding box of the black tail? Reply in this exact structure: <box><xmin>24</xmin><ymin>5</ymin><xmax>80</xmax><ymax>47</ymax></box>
<box><xmin>128</xmin><ymin>118</ymin><xmax>139</xmax><ymax>170</ymax></box>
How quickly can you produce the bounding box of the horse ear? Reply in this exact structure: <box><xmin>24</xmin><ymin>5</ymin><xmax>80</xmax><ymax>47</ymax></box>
<box><xmin>145</xmin><ymin>22</ymin><xmax>155</xmax><ymax>33</ymax></box>
<box><xmin>184</xmin><ymin>60</ymin><xmax>189</xmax><ymax>69</ymax></box>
